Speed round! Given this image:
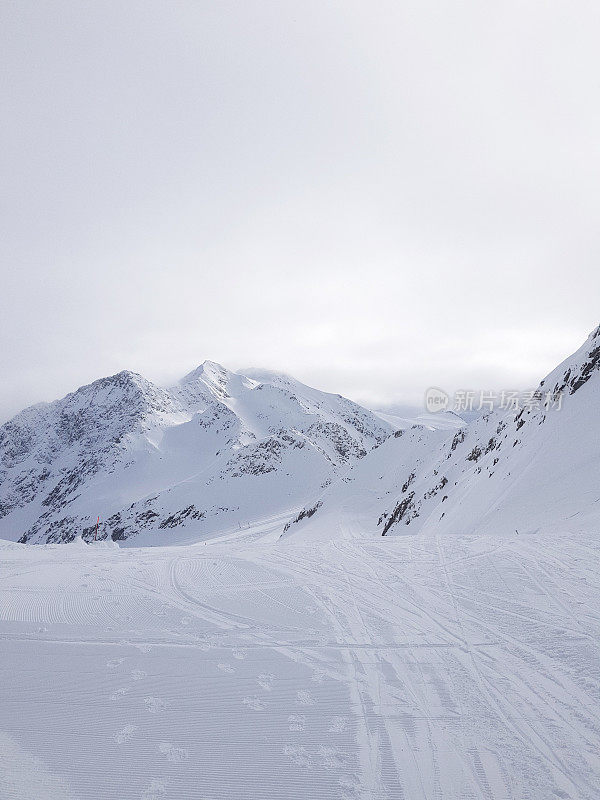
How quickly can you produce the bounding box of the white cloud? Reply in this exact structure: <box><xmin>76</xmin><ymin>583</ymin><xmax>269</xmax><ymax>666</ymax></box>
<box><xmin>1</xmin><ymin>1</ymin><xmax>599</xmax><ymax>420</ymax></box>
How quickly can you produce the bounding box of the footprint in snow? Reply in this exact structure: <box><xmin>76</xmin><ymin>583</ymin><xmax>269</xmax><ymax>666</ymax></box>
<box><xmin>328</xmin><ymin>716</ymin><xmax>348</xmax><ymax>733</ymax></box>
<box><xmin>106</xmin><ymin>658</ymin><xmax>124</xmax><ymax>669</ymax></box>
<box><xmin>338</xmin><ymin>776</ymin><xmax>361</xmax><ymax>800</ymax></box>
<box><xmin>131</xmin><ymin>669</ymin><xmax>147</xmax><ymax>681</ymax></box>
<box><xmin>318</xmin><ymin>745</ymin><xmax>348</xmax><ymax>769</ymax></box>
<box><xmin>242</xmin><ymin>696</ymin><xmax>263</xmax><ymax>711</ymax></box>
<box><xmin>144</xmin><ymin>696</ymin><xmax>168</xmax><ymax>713</ymax></box>
<box><xmin>141</xmin><ymin>780</ymin><xmax>166</xmax><ymax>800</ymax></box>
<box><xmin>288</xmin><ymin>714</ymin><xmax>305</xmax><ymax>732</ymax></box>
<box><xmin>257</xmin><ymin>673</ymin><xmax>274</xmax><ymax>691</ymax></box>
<box><xmin>158</xmin><ymin>742</ymin><xmax>188</xmax><ymax>762</ymax></box>
<box><xmin>217</xmin><ymin>663</ymin><xmax>235</xmax><ymax>674</ymax></box>
<box><xmin>232</xmin><ymin>647</ymin><xmax>247</xmax><ymax>660</ymax></box>
<box><xmin>295</xmin><ymin>690</ymin><xmax>315</xmax><ymax>706</ymax></box>
<box><xmin>111</xmin><ymin>687</ymin><xmax>129</xmax><ymax>700</ymax></box>
<box><xmin>283</xmin><ymin>745</ymin><xmax>312</xmax><ymax>769</ymax></box>
<box><xmin>114</xmin><ymin>724</ymin><xmax>138</xmax><ymax>744</ymax></box>
<box><xmin>311</xmin><ymin>669</ymin><xmax>326</xmax><ymax>684</ymax></box>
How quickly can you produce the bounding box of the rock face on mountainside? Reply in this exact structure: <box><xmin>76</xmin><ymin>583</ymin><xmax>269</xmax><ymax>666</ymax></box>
<box><xmin>285</xmin><ymin>325</ymin><xmax>600</xmax><ymax>540</ymax></box>
<box><xmin>0</xmin><ymin>362</ymin><xmax>392</xmax><ymax>544</ymax></box>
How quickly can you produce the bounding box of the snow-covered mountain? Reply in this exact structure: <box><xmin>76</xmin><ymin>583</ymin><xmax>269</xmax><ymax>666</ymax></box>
<box><xmin>0</xmin><ymin>362</ymin><xmax>394</xmax><ymax>544</ymax></box>
<box><xmin>5</xmin><ymin>325</ymin><xmax>599</xmax><ymax>547</ymax></box>
<box><xmin>371</xmin><ymin>402</ymin><xmax>475</xmax><ymax>430</ymax></box>
<box><xmin>372</xmin><ymin>407</ymin><xmax>467</xmax><ymax>432</ymax></box>
<box><xmin>285</xmin><ymin>324</ymin><xmax>600</xmax><ymax>540</ymax></box>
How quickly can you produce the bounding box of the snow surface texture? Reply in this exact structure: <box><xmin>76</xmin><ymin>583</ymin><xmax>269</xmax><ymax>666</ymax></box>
<box><xmin>288</xmin><ymin>324</ymin><xmax>600</xmax><ymax>541</ymax></box>
<box><xmin>1</xmin><ymin>528</ymin><xmax>600</xmax><ymax>799</ymax></box>
<box><xmin>0</xmin><ymin>362</ymin><xmax>400</xmax><ymax>545</ymax></box>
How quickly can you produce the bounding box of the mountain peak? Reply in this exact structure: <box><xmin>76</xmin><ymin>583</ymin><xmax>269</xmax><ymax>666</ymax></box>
<box><xmin>180</xmin><ymin>360</ymin><xmax>231</xmax><ymax>384</ymax></box>
<box><xmin>89</xmin><ymin>369</ymin><xmax>146</xmax><ymax>390</ymax></box>
<box><xmin>71</xmin><ymin>370</ymin><xmax>175</xmax><ymax>408</ymax></box>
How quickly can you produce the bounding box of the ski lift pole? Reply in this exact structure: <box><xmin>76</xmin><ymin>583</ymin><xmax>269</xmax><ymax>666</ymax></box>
<box><xmin>94</xmin><ymin>515</ymin><xmax>100</xmax><ymax>541</ymax></box>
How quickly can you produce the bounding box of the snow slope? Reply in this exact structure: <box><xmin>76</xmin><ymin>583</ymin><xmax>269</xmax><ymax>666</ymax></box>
<box><xmin>372</xmin><ymin>408</ymin><xmax>466</xmax><ymax>433</ymax></box>
<box><xmin>286</xmin><ymin>324</ymin><xmax>600</xmax><ymax>540</ymax></box>
<box><xmin>1</xmin><ymin>526</ymin><xmax>599</xmax><ymax>799</ymax></box>
<box><xmin>282</xmin><ymin>424</ymin><xmax>455</xmax><ymax>542</ymax></box>
<box><xmin>0</xmin><ymin>363</ymin><xmax>392</xmax><ymax>545</ymax></box>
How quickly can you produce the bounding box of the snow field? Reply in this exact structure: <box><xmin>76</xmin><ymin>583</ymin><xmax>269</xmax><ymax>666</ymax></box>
<box><xmin>1</xmin><ymin>528</ymin><xmax>600</xmax><ymax>798</ymax></box>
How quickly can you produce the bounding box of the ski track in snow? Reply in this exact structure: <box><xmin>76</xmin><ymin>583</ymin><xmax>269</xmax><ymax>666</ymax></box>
<box><xmin>1</xmin><ymin>528</ymin><xmax>600</xmax><ymax>799</ymax></box>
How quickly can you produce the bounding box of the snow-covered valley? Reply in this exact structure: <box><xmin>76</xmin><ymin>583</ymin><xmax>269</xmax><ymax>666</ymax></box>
<box><xmin>2</xmin><ymin>524</ymin><xmax>600</xmax><ymax>800</ymax></box>
<box><xmin>288</xmin><ymin>325</ymin><xmax>600</xmax><ymax>542</ymax></box>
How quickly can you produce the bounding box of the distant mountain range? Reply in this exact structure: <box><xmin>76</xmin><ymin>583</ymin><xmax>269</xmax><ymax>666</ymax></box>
<box><xmin>3</xmin><ymin>325</ymin><xmax>598</xmax><ymax>546</ymax></box>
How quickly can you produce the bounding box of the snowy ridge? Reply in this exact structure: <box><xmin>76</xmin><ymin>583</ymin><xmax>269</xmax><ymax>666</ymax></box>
<box><xmin>0</xmin><ymin>362</ymin><xmax>393</xmax><ymax>544</ymax></box>
<box><xmin>286</xmin><ymin>324</ymin><xmax>600</xmax><ymax>540</ymax></box>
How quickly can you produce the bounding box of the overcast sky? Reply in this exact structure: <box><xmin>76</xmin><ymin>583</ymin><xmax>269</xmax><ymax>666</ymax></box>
<box><xmin>2</xmin><ymin>1</ymin><xmax>600</xmax><ymax>421</ymax></box>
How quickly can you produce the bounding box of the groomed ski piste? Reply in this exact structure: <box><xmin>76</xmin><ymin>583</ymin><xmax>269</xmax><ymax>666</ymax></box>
<box><xmin>2</xmin><ymin>513</ymin><xmax>600</xmax><ymax>800</ymax></box>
